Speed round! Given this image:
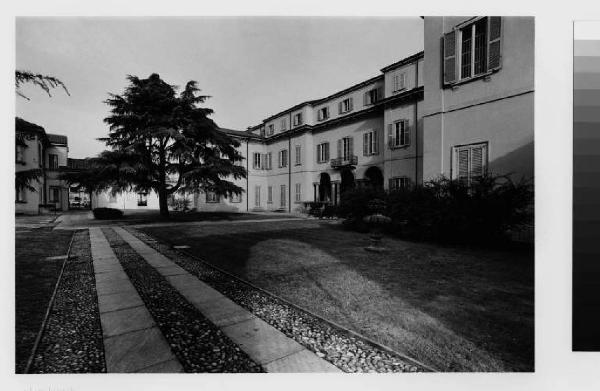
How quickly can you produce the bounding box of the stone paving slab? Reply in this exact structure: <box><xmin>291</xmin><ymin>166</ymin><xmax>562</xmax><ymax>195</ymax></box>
<box><xmin>100</xmin><ymin>306</ymin><xmax>155</xmax><ymax>337</ymax></box>
<box><xmin>263</xmin><ymin>349</ymin><xmax>341</xmax><ymax>373</ymax></box>
<box><xmin>112</xmin><ymin>226</ymin><xmax>341</xmax><ymax>373</ymax></box>
<box><xmin>89</xmin><ymin>227</ymin><xmax>183</xmax><ymax>373</ymax></box>
<box><xmin>98</xmin><ymin>291</ymin><xmax>144</xmax><ymax>314</ymax></box>
<box><xmin>104</xmin><ymin>327</ymin><xmax>177</xmax><ymax>373</ymax></box>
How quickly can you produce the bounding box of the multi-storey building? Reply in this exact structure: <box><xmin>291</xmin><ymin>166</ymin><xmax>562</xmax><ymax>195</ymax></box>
<box><xmin>15</xmin><ymin>117</ymin><xmax>70</xmax><ymax>214</ymax></box>
<box><xmin>92</xmin><ymin>16</ymin><xmax>534</xmax><ymax>214</ymax></box>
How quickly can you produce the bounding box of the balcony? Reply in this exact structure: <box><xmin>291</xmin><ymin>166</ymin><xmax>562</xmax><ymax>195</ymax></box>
<box><xmin>330</xmin><ymin>155</ymin><xmax>358</xmax><ymax>169</ymax></box>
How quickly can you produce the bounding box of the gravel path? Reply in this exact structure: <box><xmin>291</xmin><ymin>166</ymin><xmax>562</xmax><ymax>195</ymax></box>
<box><xmin>101</xmin><ymin>228</ymin><xmax>263</xmax><ymax>373</ymax></box>
<box><xmin>30</xmin><ymin>230</ymin><xmax>106</xmax><ymax>373</ymax></box>
<box><xmin>126</xmin><ymin>227</ymin><xmax>426</xmax><ymax>373</ymax></box>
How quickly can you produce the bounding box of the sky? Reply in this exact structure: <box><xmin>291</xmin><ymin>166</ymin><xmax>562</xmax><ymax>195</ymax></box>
<box><xmin>16</xmin><ymin>17</ymin><xmax>423</xmax><ymax>159</ymax></box>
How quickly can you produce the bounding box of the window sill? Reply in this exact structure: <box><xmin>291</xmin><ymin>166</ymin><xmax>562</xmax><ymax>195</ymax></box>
<box><xmin>392</xmin><ymin>88</ymin><xmax>407</xmax><ymax>94</ymax></box>
<box><xmin>363</xmin><ymin>153</ymin><xmax>380</xmax><ymax>157</ymax></box>
<box><xmin>389</xmin><ymin>144</ymin><xmax>410</xmax><ymax>150</ymax></box>
<box><xmin>294</xmin><ymin>163</ymin><xmax>302</xmax><ymax>166</ymax></box>
<box><xmin>15</xmin><ymin>200</ymin><xmax>27</xmax><ymax>204</ymax></box>
<box><xmin>447</xmin><ymin>70</ymin><xmax>496</xmax><ymax>89</ymax></box>
<box><xmin>206</xmin><ymin>201</ymin><xmax>220</xmax><ymax>204</ymax></box>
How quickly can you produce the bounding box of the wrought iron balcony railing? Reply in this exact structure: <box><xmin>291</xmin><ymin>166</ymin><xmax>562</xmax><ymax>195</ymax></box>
<box><xmin>330</xmin><ymin>155</ymin><xmax>358</xmax><ymax>169</ymax></box>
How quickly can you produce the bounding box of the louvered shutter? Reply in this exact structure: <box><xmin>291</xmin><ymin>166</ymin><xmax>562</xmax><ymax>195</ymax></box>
<box><xmin>404</xmin><ymin>120</ymin><xmax>411</xmax><ymax>146</ymax></box>
<box><xmin>325</xmin><ymin>143</ymin><xmax>329</xmax><ymax>161</ymax></box>
<box><xmin>470</xmin><ymin>145</ymin><xmax>485</xmax><ymax>178</ymax></box>
<box><xmin>278</xmin><ymin>151</ymin><xmax>282</xmax><ymax>168</ymax></box>
<box><xmin>337</xmin><ymin>139</ymin><xmax>342</xmax><ymax>158</ymax></box>
<box><xmin>349</xmin><ymin>97</ymin><xmax>354</xmax><ymax>111</ymax></box>
<box><xmin>363</xmin><ymin>133</ymin><xmax>369</xmax><ymax>156</ymax></box>
<box><xmin>338</xmin><ymin>102</ymin><xmax>343</xmax><ymax>114</ymax></box>
<box><xmin>487</xmin><ymin>17</ymin><xmax>502</xmax><ymax>71</ymax></box>
<box><xmin>316</xmin><ymin>144</ymin><xmax>321</xmax><ymax>163</ymax></box>
<box><xmin>373</xmin><ymin>130</ymin><xmax>379</xmax><ymax>154</ymax></box>
<box><xmin>443</xmin><ymin>30</ymin><xmax>457</xmax><ymax>85</ymax></box>
<box><xmin>388</xmin><ymin>124</ymin><xmax>394</xmax><ymax>148</ymax></box>
<box><xmin>377</xmin><ymin>86</ymin><xmax>384</xmax><ymax>101</ymax></box>
<box><xmin>457</xmin><ymin>149</ymin><xmax>469</xmax><ymax>182</ymax></box>
<box><xmin>261</xmin><ymin>153</ymin><xmax>266</xmax><ymax>170</ymax></box>
<box><xmin>348</xmin><ymin>137</ymin><xmax>354</xmax><ymax>155</ymax></box>
<box><xmin>363</xmin><ymin>91</ymin><xmax>368</xmax><ymax>106</ymax></box>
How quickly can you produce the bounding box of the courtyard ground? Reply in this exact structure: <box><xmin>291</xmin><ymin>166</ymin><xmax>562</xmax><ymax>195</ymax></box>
<box><xmin>15</xmin><ymin>218</ymin><xmax>74</xmax><ymax>373</ymax></box>
<box><xmin>138</xmin><ymin>219</ymin><xmax>534</xmax><ymax>372</ymax></box>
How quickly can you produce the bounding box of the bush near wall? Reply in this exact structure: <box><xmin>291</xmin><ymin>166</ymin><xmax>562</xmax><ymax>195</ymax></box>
<box><xmin>339</xmin><ymin>175</ymin><xmax>533</xmax><ymax>245</ymax></box>
<box><xmin>92</xmin><ymin>207</ymin><xmax>124</xmax><ymax>220</ymax></box>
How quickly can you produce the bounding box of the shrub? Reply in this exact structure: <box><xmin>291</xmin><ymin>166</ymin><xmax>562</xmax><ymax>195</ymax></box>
<box><xmin>340</xmin><ymin>175</ymin><xmax>533</xmax><ymax>245</ymax></box>
<box><xmin>92</xmin><ymin>207</ymin><xmax>124</xmax><ymax>220</ymax></box>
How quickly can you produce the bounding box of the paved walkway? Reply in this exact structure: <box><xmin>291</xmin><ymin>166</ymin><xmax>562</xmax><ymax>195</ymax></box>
<box><xmin>90</xmin><ymin>226</ymin><xmax>340</xmax><ymax>373</ymax></box>
<box><xmin>89</xmin><ymin>228</ymin><xmax>183</xmax><ymax>373</ymax></box>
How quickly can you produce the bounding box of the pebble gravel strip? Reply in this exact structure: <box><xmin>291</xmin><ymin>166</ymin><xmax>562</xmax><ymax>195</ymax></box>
<box><xmin>101</xmin><ymin>228</ymin><xmax>263</xmax><ymax>373</ymax></box>
<box><xmin>30</xmin><ymin>230</ymin><xmax>106</xmax><ymax>373</ymax></box>
<box><xmin>127</xmin><ymin>227</ymin><xmax>427</xmax><ymax>373</ymax></box>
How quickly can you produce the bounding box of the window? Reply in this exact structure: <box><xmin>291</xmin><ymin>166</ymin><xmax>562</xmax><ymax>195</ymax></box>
<box><xmin>443</xmin><ymin>17</ymin><xmax>502</xmax><ymax>85</ymax></box>
<box><xmin>280</xmin><ymin>185</ymin><xmax>287</xmax><ymax>208</ymax></box>
<box><xmin>338</xmin><ymin>137</ymin><xmax>354</xmax><ymax>160</ymax></box>
<box><xmin>393</xmin><ymin>72</ymin><xmax>406</xmax><ymax>92</ymax></box>
<box><xmin>15</xmin><ymin>187</ymin><xmax>26</xmax><ymax>203</ymax></box>
<box><xmin>48</xmin><ymin>154</ymin><xmax>59</xmax><ymax>169</ymax></box>
<box><xmin>318</xmin><ymin>107</ymin><xmax>330</xmax><ymax>121</ymax></box>
<box><xmin>295</xmin><ymin>183</ymin><xmax>301</xmax><ymax>203</ymax></box>
<box><xmin>267</xmin><ymin>124</ymin><xmax>275</xmax><ymax>136</ymax></box>
<box><xmin>230</xmin><ymin>193</ymin><xmax>242</xmax><ymax>203</ymax></box>
<box><xmin>453</xmin><ymin>142</ymin><xmax>488</xmax><ymax>186</ymax></box>
<box><xmin>255</xmin><ymin>186</ymin><xmax>261</xmax><ymax>207</ymax></box>
<box><xmin>281</xmin><ymin>118</ymin><xmax>287</xmax><ymax>131</ymax></box>
<box><xmin>137</xmin><ymin>192</ymin><xmax>148</xmax><ymax>206</ymax></box>
<box><xmin>338</xmin><ymin>98</ymin><xmax>353</xmax><ymax>114</ymax></box>
<box><xmin>316</xmin><ymin>142</ymin><xmax>330</xmax><ymax>163</ymax></box>
<box><xmin>109</xmin><ymin>193</ymin><xmax>117</xmax><ymax>203</ymax></box>
<box><xmin>206</xmin><ymin>191</ymin><xmax>219</xmax><ymax>203</ymax></box>
<box><xmin>253</xmin><ymin>153</ymin><xmax>262</xmax><ymax>169</ymax></box>
<box><xmin>267</xmin><ymin>186</ymin><xmax>273</xmax><ymax>203</ymax></box>
<box><xmin>389</xmin><ymin>177</ymin><xmax>411</xmax><ymax>191</ymax></box>
<box><xmin>16</xmin><ymin>145</ymin><xmax>25</xmax><ymax>163</ymax></box>
<box><xmin>363</xmin><ymin>130</ymin><xmax>379</xmax><ymax>156</ymax></box>
<box><xmin>388</xmin><ymin>120</ymin><xmax>410</xmax><ymax>148</ymax></box>
<box><xmin>49</xmin><ymin>187</ymin><xmax>60</xmax><ymax>203</ymax></box>
<box><xmin>295</xmin><ymin>145</ymin><xmax>302</xmax><ymax>166</ymax></box>
<box><xmin>293</xmin><ymin>113</ymin><xmax>303</xmax><ymax>127</ymax></box>
<box><xmin>265</xmin><ymin>152</ymin><xmax>272</xmax><ymax>170</ymax></box>
<box><xmin>364</xmin><ymin>88</ymin><xmax>379</xmax><ymax>105</ymax></box>
<box><xmin>278</xmin><ymin>149</ymin><xmax>288</xmax><ymax>168</ymax></box>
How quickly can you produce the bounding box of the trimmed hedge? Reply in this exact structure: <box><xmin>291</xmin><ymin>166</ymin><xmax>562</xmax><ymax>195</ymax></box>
<box><xmin>92</xmin><ymin>207</ymin><xmax>124</xmax><ymax>220</ymax></box>
<box><xmin>339</xmin><ymin>175</ymin><xmax>533</xmax><ymax>244</ymax></box>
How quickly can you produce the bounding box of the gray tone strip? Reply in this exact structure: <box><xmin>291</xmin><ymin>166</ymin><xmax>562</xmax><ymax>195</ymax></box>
<box><xmin>89</xmin><ymin>227</ymin><xmax>183</xmax><ymax>373</ymax></box>
<box><xmin>112</xmin><ymin>226</ymin><xmax>341</xmax><ymax>373</ymax></box>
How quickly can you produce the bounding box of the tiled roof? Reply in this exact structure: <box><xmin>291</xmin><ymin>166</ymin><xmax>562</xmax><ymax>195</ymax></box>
<box><xmin>380</xmin><ymin>51</ymin><xmax>424</xmax><ymax>73</ymax></box>
<box><xmin>218</xmin><ymin>127</ymin><xmax>263</xmax><ymax>140</ymax></box>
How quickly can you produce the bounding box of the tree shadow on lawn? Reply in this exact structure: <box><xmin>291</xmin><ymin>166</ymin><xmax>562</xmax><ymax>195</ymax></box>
<box><xmin>140</xmin><ymin>221</ymin><xmax>533</xmax><ymax>372</ymax></box>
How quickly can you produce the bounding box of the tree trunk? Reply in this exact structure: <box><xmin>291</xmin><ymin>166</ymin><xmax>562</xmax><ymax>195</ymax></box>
<box><xmin>158</xmin><ymin>187</ymin><xmax>169</xmax><ymax>218</ymax></box>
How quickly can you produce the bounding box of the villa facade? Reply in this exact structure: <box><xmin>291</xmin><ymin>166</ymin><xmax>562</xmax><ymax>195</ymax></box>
<box><xmin>90</xmin><ymin>16</ymin><xmax>534</xmax><ymax>214</ymax></box>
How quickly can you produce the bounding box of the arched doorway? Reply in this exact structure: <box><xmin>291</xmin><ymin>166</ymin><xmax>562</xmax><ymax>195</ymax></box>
<box><xmin>340</xmin><ymin>168</ymin><xmax>355</xmax><ymax>195</ymax></box>
<box><xmin>364</xmin><ymin>166</ymin><xmax>384</xmax><ymax>190</ymax></box>
<box><xmin>319</xmin><ymin>173</ymin><xmax>332</xmax><ymax>202</ymax></box>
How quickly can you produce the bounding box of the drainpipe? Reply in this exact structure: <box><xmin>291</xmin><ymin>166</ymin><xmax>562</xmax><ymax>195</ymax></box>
<box><xmin>288</xmin><ymin>112</ymin><xmax>292</xmax><ymax>213</ymax></box>
<box><xmin>415</xmin><ymin>58</ymin><xmax>419</xmax><ymax>185</ymax></box>
<box><xmin>246</xmin><ymin>138</ymin><xmax>249</xmax><ymax>212</ymax></box>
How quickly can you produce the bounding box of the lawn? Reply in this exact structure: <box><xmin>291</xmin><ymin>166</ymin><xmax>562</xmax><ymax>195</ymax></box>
<box><xmin>139</xmin><ymin>219</ymin><xmax>534</xmax><ymax>372</ymax></box>
<box><xmin>15</xmin><ymin>227</ymin><xmax>74</xmax><ymax>373</ymax></box>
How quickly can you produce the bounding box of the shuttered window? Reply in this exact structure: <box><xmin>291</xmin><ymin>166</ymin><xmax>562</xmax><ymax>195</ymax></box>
<box><xmin>255</xmin><ymin>186</ymin><xmax>261</xmax><ymax>207</ymax></box>
<box><xmin>279</xmin><ymin>149</ymin><xmax>288</xmax><ymax>168</ymax></box>
<box><xmin>388</xmin><ymin>120</ymin><xmax>410</xmax><ymax>148</ymax></box>
<box><xmin>318</xmin><ymin>107</ymin><xmax>329</xmax><ymax>121</ymax></box>
<box><xmin>338</xmin><ymin>137</ymin><xmax>353</xmax><ymax>160</ymax></box>
<box><xmin>393</xmin><ymin>72</ymin><xmax>406</xmax><ymax>92</ymax></box>
<box><xmin>253</xmin><ymin>153</ymin><xmax>261</xmax><ymax>169</ymax></box>
<box><xmin>295</xmin><ymin>145</ymin><xmax>302</xmax><ymax>165</ymax></box>
<box><xmin>280</xmin><ymin>185</ymin><xmax>287</xmax><ymax>208</ymax></box>
<box><xmin>453</xmin><ymin>142</ymin><xmax>488</xmax><ymax>186</ymax></box>
<box><xmin>281</xmin><ymin>119</ymin><xmax>287</xmax><ymax>131</ymax></box>
<box><xmin>316</xmin><ymin>142</ymin><xmax>330</xmax><ymax>163</ymax></box>
<box><xmin>389</xmin><ymin>177</ymin><xmax>411</xmax><ymax>191</ymax></box>
<box><xmin>266</xmin><ymin>152</ymin><xmax>272</xmax><ymax>170</ymax></box>
<box><xmin>338</xmin><ymin>97</ymin><xmax>353</xmax><ymax>114</ymax></box>
<box><xmin>293</xmin><ymin>113</ymin><xmax>303</xmax><ymax>127</ymax></box>
<box><xmin>267</xmin><ymin>186</ymin><xmax>273</xmax><ymax>203</ymax></box>
<box><xmin>364</xmin><ymin>87</ymin><xmax>382</xmax><ymax>106</ymax></box>
<box><xmin>267</xmin><ymin>124</ymin><xmax>275</xmax><ymax>135</ymax></box>
<box><xmin>295</xmin><ymin>183</ymin><xmax>301</xmax><ymax>202</ymax></box>
<box><xmin>443</xmin><ymin>17</ymin><xmax>502</xmax><ymax>86</ymax></box>
<box><xmin>363</xmin><ymin>130</ymin><xmax>379</xmax><ymax>156</ymax></box>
